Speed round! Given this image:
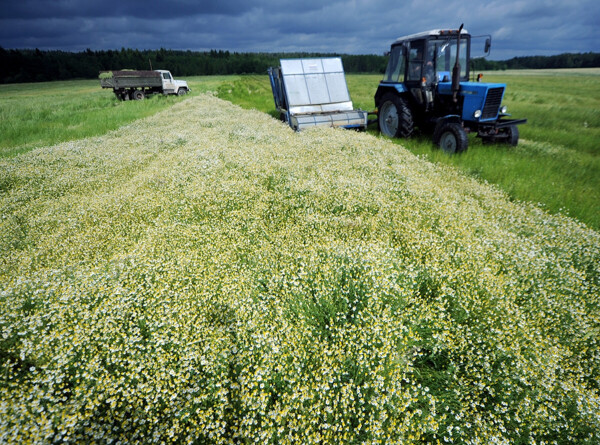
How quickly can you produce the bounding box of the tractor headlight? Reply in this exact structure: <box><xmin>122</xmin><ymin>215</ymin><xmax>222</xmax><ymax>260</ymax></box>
<box><xmin>473</xmin><ymin>109</ymin><xmax>482</xmax><ymax>119</ymax></box>
<box><xmin>500</xmin><ymin>105</ymin><xmax>507</xmax><ymax>114</ymax></box>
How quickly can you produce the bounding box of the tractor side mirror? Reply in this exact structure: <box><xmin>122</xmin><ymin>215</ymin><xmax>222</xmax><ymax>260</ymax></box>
<box><xmin>484</xmin><ymin>38</ymin><xmax>491</xmax><ymax>54</ymax></box>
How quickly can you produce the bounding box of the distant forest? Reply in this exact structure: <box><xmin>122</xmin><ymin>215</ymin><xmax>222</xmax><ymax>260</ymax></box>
<box><xmin>1</xmin><ymin>47</ymin><xmax>599</xmax><ymax>84</ymax></box>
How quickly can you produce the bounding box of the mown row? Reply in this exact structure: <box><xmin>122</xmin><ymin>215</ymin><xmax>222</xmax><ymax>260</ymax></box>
<box><xmin>1</xmin><ymin>94</ymin><xmax>599</xmax><ymax>443</ymax></box>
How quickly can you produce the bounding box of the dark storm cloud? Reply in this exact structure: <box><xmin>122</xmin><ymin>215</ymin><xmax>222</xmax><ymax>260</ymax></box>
<box><xmin>1</xmin><ymin>0</ymin><xmax>330</xmax><ymax>20</ymax></box>
<box><xmin>1</xmin><ymin>0</ymin><xmax>599</xmax><ymax>59</ymax></box>
<box><xmin>1</xmin><ymin>0</ymin><xmax>255</xmax><ymax>19</ymax></box>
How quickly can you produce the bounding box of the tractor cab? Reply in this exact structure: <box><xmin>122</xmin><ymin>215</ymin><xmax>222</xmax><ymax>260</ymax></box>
<box><xmin>375</xmin><ymin>26</ymin><xmax>526</xmax><ymax>153</ymax></box>
<box><xmin>383</xmin><ymin>30</ymin><xmax>469</xmax><ymax>109</ymax></box>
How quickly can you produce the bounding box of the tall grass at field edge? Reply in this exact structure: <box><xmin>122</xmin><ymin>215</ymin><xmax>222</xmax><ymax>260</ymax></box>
<box><xmin>0</xmin><ymin>76</ymin><xmax>234</xmax><ymax>158</ymax></box>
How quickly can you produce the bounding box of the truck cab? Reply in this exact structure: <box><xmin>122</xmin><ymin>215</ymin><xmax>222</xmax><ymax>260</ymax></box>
<box><xmin>157</xmin><ymin>70</ymin><xmax>189</xmax><ymax>96</ymax></box>
<box><xmin>375</xmin><ymin>27</ymin><xmax>526</xmax><ymax>152</ymax></box>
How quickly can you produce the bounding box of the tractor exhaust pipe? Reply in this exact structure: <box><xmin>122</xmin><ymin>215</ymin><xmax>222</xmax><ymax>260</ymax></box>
<box><xmin>452</xmin><ymin>23</ymin><xmax>464</xmax><ymax>103</ymax></box>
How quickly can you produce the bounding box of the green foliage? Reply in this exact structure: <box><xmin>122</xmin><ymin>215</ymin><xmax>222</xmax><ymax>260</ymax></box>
<box><xmin>473</xmin><ymin>52</ymin><xmax>600</xmax><ymax>70</ymax></box>
<box><xmin>0</xmin><ymin>47</ymin><xmax>387</xmax><ymax>84</ymax></box>
<box><xmin>1</xmin><ymin>46</ymin><xmax>598</xmax><ymax>85</ymax></box>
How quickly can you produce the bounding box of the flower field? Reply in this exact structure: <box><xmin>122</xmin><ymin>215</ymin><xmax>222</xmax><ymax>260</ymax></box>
<box><xmin>1</xmin><ymin>93</ymin><xmax>599</xmax><ymax>443</ymax></box>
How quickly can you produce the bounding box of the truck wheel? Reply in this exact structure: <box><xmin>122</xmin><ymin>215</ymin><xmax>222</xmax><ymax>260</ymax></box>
<box><xmin>378</xmin><ymin>93</ymin><xmax>413</xmax><ymax>138</ymax></box>
<box><xmin>177</xmin><ymin>88</ymin><xmax>187</xmax><ymax>96</ymax></box>
<box><xmin>434</xmin><ymin>121</ymin><xmax>468</xmax><ymax>153</ymax></box>
<box><xmin>133</xmin><ymin>90</ymin><xmax>145</xmax><ymax>100</ymax></box>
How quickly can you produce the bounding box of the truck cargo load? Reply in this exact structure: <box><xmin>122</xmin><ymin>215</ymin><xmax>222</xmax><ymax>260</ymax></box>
<box><xmin>99</xmin><ymin>70</ymin><xmax>162</xmax><ymax>90</ymax></box>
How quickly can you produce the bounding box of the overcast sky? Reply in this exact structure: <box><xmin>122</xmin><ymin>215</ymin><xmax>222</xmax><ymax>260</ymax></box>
<box><xmin>1</xmin><ymin>0</ymin><xmax>599</xmax><ymax>60</ymax></box>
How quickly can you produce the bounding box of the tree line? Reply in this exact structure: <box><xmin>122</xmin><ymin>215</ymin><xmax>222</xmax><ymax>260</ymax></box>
<box><xmin>472</xmin><ymin>52</ymin><xmax>600</xmax><ymax>70</ymax></box>
<box><xmin>1</xmin><ymin>47</ymin><xmax>598</xmax><ymax>84</ymax></box>
<box><xmin>0</xmin><ymin>48</ymin><xmax>387</xmax><ymax>84</ymax></box>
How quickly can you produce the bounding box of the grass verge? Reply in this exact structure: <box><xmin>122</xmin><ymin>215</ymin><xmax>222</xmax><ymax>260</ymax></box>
<box><xmin>0</xmin><ymin>76</ymin><xmax>234</xmax><ymax>158</ymax></box>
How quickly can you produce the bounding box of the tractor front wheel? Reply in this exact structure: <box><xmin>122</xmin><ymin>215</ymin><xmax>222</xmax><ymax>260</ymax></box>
<box><xmin>378</xmin><ymin>94</ymin><xmax>413</xmax><ymax>138</ymax></box>
<box><xmin>434</xmin><ymin>121</ymin><xmax>468</xmax><ymax>154</ymax></box>
<box><xmin>505</xmin><ymin>125</ymin><xmax>519</xmax><ymax>146</ymax></box>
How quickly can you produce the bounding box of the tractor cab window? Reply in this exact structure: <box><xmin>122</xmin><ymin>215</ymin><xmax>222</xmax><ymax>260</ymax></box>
<box><xmin>430</xmin><ymin>36</ymin><xmax>469</xmax><ymax>80</ymax></box>
<box><xmin>383</xmin><ymin>45</ymin><xmax>405</xmax><ymax>82</ymax></box>
<box><xmin>407</xmin><ymin>40</ymin><xmax>425</xmax><ymax>81</ymax></box>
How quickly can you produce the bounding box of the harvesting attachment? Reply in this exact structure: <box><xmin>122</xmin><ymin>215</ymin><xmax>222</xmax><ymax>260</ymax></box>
<box><xmin>268</xmin><ymin>57</ymin><xmax>369</xmax><ymax>131</ymax></box>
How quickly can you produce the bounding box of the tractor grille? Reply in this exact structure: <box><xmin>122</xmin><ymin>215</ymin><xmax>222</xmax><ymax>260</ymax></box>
<box><xmin>481</xmin><ymin>87</ymin><xmax>504</xmax><ymax>120</ymax></box>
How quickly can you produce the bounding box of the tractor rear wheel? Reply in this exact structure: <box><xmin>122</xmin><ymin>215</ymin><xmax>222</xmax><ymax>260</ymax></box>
<box><xmin>434</xmin><ymin>121</ymin><xmax>468</xmax><ymax>153</ymax></box>
<box><xmin>378</xmin><ymin>93</ymin><xmax>413</xmax><ymax>138</ymax></box>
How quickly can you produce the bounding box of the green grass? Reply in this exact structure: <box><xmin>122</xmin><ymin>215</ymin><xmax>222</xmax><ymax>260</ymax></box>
<box><xmin>216</xmin><ymin>75</ymin><xmax>279</xmax><ymax>118</ymax></box>
<box><xmin>0</xmin><ymin>75</ymin><xmax>235</xmax><ymax>158</ymax></box>
<box><xmin>482</xmin><ymin>69</ymin><xmax>600</xmax><ymax>154</ymax></box>
<box><xmin>216</xmin><ymin>70</ymin><xmax>600</xmax><ymax>230</ymax></box>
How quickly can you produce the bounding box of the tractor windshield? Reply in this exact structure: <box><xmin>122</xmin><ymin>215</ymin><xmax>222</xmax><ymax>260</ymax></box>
<box><xmin>383</xmin><ymin>45</ymin><xmax>405</xmax><ymax>83</ymax></box>
<box><xmin>430</xmin><ymin>36</ymin><xmax>469</xmax><ymax>81</ymax></box>
<box><xmin>382</xmin><ymin>34</ymin><xmax>470</xmax><ymax>84</ymax></box>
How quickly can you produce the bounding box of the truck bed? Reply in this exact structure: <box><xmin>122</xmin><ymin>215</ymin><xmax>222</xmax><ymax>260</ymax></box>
<box><xmin>99</xmin><ymin>70</ymin><xmax>162</xmax><ymax>89</ymax></box>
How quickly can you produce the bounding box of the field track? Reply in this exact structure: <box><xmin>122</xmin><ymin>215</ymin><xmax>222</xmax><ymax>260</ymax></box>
<box><xmin>1</xmin><ymin>94</ymin><xmax>599</xmax><ymax>443</ymax></box>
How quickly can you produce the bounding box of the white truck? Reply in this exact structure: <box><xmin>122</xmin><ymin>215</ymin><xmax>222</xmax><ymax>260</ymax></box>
<box><xmin>99</xmin><ymin>69</ymin><xmax>190</xmax><ymax>100</ymax></box>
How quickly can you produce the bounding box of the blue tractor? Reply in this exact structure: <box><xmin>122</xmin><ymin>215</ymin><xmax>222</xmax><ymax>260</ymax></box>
<box><xmin>375</xmin><ymin>25</ymin><xmax>526</xmax><ymax>153</ymax></box>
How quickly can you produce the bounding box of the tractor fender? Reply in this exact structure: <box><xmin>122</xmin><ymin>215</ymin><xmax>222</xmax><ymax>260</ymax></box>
<box><xmin>374</xmin><ymin>84</ymin><xmax>408</xmax><ymax>107</ymax></box>
<box><xmin>435</xmin><ymin>115</ymin><xmax>462</xmax><ymax>126</ymax></box>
